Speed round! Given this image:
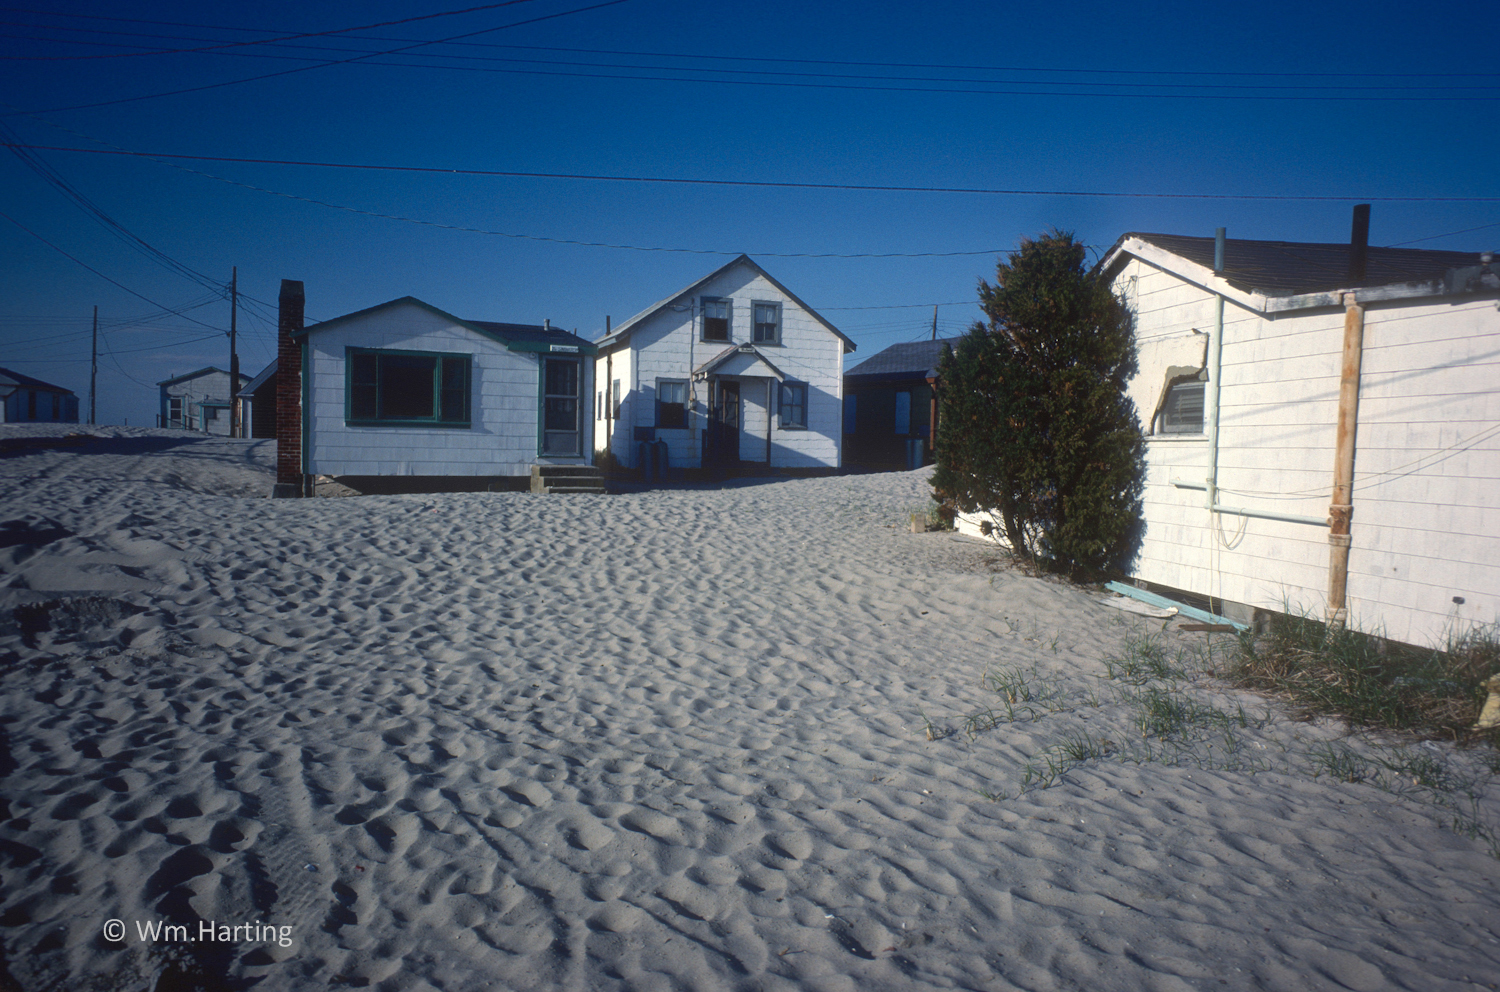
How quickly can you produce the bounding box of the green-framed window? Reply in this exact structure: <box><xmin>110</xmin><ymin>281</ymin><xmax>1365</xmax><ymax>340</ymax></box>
<box><xmin>346</xmin><ymin>347</ymin><xmax>471</xmax><ymax>427</ymax></box>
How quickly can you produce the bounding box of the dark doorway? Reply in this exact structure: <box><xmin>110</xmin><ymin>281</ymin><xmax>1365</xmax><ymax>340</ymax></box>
<box><xmin>709</xmin><ymin>379</ymin><xmax>740</xmax><ymax>464</ymax></box>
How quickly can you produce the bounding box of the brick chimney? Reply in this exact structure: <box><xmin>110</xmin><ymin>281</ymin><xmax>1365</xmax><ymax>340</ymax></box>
<box><xmin>274</xmin><ymin>279</ymin><xmax>305</xmax><ymax>498</ymax></box>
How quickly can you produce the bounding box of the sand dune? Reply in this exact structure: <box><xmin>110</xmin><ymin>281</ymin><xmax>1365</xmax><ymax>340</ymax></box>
<box><xmin>1</xmin><ymin>425</ymin><xmax>1497</xmax><ymax>991</ymax></box>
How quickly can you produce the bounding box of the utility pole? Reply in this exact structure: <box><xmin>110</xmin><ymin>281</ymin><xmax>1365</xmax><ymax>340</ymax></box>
<box><xmin>228</xmin><ymin>267</ymin><xmax>239</xmax><ymax>438</ymax></box>
<box><xmin>930</xmin><ymin>304</ymin><xmax>938</xmax><ymax>341</ymax></box>
<box><xmin>89</xmin><ymin>305</ymin><xmax>97</xmax><ymax>425</ymax></box>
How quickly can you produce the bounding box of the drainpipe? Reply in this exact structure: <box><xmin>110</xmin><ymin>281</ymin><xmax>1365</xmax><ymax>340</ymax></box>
<box><xmin>1327</xmin><ymin>204</ymin><xmax>1371</xmax><ymax>628</ymax></box>
<box><xmin>1204</xmin><ymin>228</ymin><xmax>1227</xmax><ymax>511</ymax></box>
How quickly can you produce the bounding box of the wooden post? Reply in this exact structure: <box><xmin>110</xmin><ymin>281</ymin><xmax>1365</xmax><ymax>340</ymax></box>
<box><xmin>228</xmin><ymin>267</ymin><xmax>240</xmax><ymax>438</ymax></box>
<box><xmin>1327</xmin><ymin>291</ymin><xmax>1365</xmax><ymax>627</ymax></box>
<box><xmin>89</xmin><ymin>305</ymin><xmax>97</xmax><ymax>425</ymax></box>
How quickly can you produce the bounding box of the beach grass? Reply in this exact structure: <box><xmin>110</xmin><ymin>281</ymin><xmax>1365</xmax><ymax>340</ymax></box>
<box><xmin>1228</xmin><ymin>610</ymin><xmax>1500</xmax><ymax>744</ymax></box>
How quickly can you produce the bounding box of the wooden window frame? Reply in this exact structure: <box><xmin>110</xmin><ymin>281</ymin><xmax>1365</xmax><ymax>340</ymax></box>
<box><xmin>656</xmin><ymin>378</ymin><xmax>689</xmax><ymax>430</ymax></box>
<box><xmin>779</xmin><ymin>381</ymin><xmax>808</xmax><ymax>430</ymax></box>
<box><xmin>701</xmin><ymin>297</ymin><xmax>732</xmax><ymax>343</ymax></box>
<box><xmin>752</xmin><ymin>301</ymin><xmax>781</xmax><ymax>345</ymax></box>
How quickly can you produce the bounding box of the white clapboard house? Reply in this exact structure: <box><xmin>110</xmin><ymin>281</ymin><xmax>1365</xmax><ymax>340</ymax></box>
<box><xmin>593</xmin><ymin>255</ymin><xmax>854</xmax><ymax>474</ymax></box>
<box><xmin>962</xmin><ymin>222</ymin><xmax>1498</xmax><ymax>648</ymax></box>
<box><xmin>285</xmin><ymin>295</ymin><xmax>597</xmax><ymax>493</ymax></box>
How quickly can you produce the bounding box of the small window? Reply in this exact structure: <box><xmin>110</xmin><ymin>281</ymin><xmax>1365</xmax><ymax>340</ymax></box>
<box><xmin>656</xmin><ymin>379</ymin><xmax>688</xmax><ymax>429</ymax></box>
<box><xmin>894</xmin><ymin>390</ymin><xmax>911</xmax><ymax>435</ymax></box>
<box><xmin>702</xmin><ymin>297</ymin><xmax>730</xmax><ymax>342</ymax></box>
<box><xmin>1157</xmin><ymin>380</ymin><xmax>1205</xmax><ymax>434</ymax></box>
<box><xmin>752</xmin><ymin>302</ymin><xmax>780</xmax><ymax>344</ymax></box>
<box><xmin>612</xmin><ymin>378</ymin><xmax>622</xmax><ymax>420</ymax></box>
<box><xmin>346</xmin><ymin>348</ymin><xmax>471</xmax><ymax>426</ymax></box>
<box><xmin>780</xmin><ymin>382</ymin><xmax>808</xmax><ymax>430</ymax></box>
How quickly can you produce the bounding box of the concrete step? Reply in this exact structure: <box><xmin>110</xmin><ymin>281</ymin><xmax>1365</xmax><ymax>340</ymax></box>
<box><xmin>530</xmin><ymin>464</ymin><xmax>607</xmax><ymax>494</ymax></box>
<box><xmin>544</xmin><ymin>485</ymin><xmax>607</xmax><ymax>494</ymax></box>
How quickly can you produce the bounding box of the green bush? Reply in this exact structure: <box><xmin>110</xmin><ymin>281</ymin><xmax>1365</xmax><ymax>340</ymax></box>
<box><xmin>933</xmin><ymin>231</ymin><xmax>1145</xmax><ymax>579</ymax></box>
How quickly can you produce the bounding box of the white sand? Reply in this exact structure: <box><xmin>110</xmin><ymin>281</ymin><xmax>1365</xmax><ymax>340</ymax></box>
<box><xmin>1</xmin><ymin>425</ymin><xmax>1497</xmax><ymax>992</ymax></box>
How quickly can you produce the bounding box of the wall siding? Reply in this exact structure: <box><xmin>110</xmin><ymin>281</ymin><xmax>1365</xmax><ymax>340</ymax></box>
<box><xmin>605</xmin><ymin>263</ymin><xmax>844</xmax><ymax>469</ymax></box>
<box><xmin>1117</xmin><ymin>256</ymin><xmax>1499</xmax><ymax>646</ymax></box>
<box><xmin>305</xmin><ymin>301</ymin><xmax>589</xmax><ymax>478</ymax></box>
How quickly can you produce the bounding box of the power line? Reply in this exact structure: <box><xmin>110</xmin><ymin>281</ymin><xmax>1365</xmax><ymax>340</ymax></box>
<box><xmin>2</xmin><ymin>0</ymin><xmax>634</xmax><ymax>117</ymax></box>
<box><xmin>7</xmin><ymin>14</ymin><xmax>1495</xmax><ymax>80</ymax></box>
<box><xmin>1385</xmin><ymin>220</ymin><xmax>1500</xmax><ymax>247</ymax></box>
<box><xmin>8</xmin><ymin>141</ymin><xmax>1497</xmax><ymax>203</ymax></box>
<box><xmin>0</xmin><ymin>209</ymin><xmax>228</xmax><ymax>332</ymax></box>
<box><xmin>2</xmin><ymin>123</ymin><xmax>228</xmax><ymax>295</ymax></box>
<box><xmin>0</xmin><ymin>0</ymin><xmax>545</xmax><ymax>62</ymax></box>
<box><xmin>9</xmin><ymin>28</ymin><xmax>1496</xmax><ymax>98</ymax></box>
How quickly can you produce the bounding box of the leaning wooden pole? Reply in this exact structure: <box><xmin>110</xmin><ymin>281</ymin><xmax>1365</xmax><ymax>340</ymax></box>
<box><xmin>1327</xmin><ymin>205</ymin><xmax>1371</xmax><ymax>628</ymax></box>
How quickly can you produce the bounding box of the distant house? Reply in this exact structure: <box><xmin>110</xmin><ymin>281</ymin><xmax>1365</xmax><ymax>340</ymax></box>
<box><xmin>237</xmin><ymin>358</ymin><xmax>277</xmax><ymax>439</ymax></box>
<box><xmin>0</xmin><ymin>368</ymin><xmax>79</xmax><ymax>423</ymax></box>
<box><xmin>593</xmin><ymin>255</ymin><xmax>854</xmax><ymax>474</ymax></box>
<box><xmin>956</xmin><ymin>221</ymin><xmax>1499</xmax><ymax>648</ymax></box>
<box><xmin>280</xmin><ymin>294</ymin><xmax>598</xmax><ymax>493</ymax></box>
<box><xmin>843</xmin><ymin>338</ymin><xmax>960</xmax><ymax>471</ymax></box>
<box><xmin>158</xmin><ymin>367</ymin><xmax>249</xmax><ymax>434</ymax></box>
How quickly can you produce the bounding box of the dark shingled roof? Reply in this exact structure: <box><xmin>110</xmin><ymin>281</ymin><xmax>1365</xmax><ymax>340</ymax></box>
<box><xmin>466</xmin><ymin>321</ymin><xmax>592</xmax><ymax>351</ymax></box>
<box><xmin>1126</xmin><ymin>233</ymin><xmax>1485</xmax><ymax>296</ymax></box>
<box><xmin>845</xmin><ymin>338</ymin><xmax>962</xmax><ymax>383</ymax></box>
<box><xmin>0</xmin><ymin>367</ymin><xmax>76</xmax><ymax>394</ymax></box>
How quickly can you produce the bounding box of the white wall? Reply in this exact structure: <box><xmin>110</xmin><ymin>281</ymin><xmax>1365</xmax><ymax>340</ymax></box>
<box><xmin>305</xmin><ymin>301</ymin><xmax>591</xmax><ymax>478</ymax></box>
<box><xmin>162</xmin><ymin>370</ymin><xmax>240</xmax><ymax>435</ymax></box>
<box><xmin>1116</xmin><ymin>256</ymin><xmax>1499</xmax><ymax>647</ymax></box>
<box><xmin>609</xmin><ymin>262</ymin><xmax>845</xmax><ymax>469</ymax></box>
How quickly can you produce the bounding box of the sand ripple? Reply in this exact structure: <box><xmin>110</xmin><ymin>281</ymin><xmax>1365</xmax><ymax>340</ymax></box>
<box><xmin>1</xmin><ymin>428</ymin><xmax>1498</xmax><ymax>990</ymax></box>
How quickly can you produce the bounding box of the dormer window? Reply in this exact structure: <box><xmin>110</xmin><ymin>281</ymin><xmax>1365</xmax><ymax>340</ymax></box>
<box><xmin>702</xmin><ymin>297</ymin><xmax>730</xmax><ymax>342</ymax></box>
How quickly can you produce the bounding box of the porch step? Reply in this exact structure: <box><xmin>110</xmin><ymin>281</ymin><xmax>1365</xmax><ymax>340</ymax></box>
<box><xmin>530</xmin><ymin>464</ymin><xmax>607</xmax><ymax>495</ymax></box>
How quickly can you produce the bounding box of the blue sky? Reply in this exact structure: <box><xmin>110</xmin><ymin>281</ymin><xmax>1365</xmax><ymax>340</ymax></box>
<box><xmin>2</xmin><ymin>0</ymin><xmax>1497</xmax><ymax>426</ymax></box>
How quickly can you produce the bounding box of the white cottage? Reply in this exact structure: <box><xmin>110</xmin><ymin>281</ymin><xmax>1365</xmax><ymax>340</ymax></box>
<box><xmin>157</xmin><ymin>367</ymin><xmax>248</xmax><ymax>434</ymax></box>
<box><xmin>287</xmin><ymin>296</ymin><xmax>596</xmax><ymax>493</ymax></box>
<box><xmin>960</xmin><ymin>225</ymin><xmax>1498</xmax><ymax>648</ymax></box>
<box><xmin>593</xmin><ymin>255</ymin><xmax>854</xmax><ymax>474</ymax></box>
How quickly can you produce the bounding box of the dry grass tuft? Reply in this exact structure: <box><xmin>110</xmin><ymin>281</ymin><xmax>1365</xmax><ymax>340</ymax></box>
<box><xmin>1230</xmin><ymin>611</ymin><xmax>1500</xmax><ymax>744</ymax></box>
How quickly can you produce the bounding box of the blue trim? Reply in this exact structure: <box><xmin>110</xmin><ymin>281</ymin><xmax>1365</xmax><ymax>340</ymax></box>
<box><xmin>1105</xmin><ymin>581</ymin><xmax>1248</xmax><ymax>631</ymax></box>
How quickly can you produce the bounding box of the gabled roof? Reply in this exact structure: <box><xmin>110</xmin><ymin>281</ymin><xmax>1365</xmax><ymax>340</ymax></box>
<box><xmin>294</xmin><ymin>297</ymin><xmax>596</xmax><ymax>355</ymax></box>
<box><xmin>238</xmin><ymin>358</ymin><xmax>277</xmax><ymax>398</ymax></box>
<box><xmin>157</xmin><ymin>366</ymin><xmax>248</xmax><ymax>388</ymax></box>
<box><xmin>693</xmin><ymin>344</ymin><xmax>788</xmax><ymax>381</ymax></box>
<box><xmin>0</xmin><ymin>367</ymin><xmax>76</xmax><ymax>395</ymax></box>
<box><xmin>845</xmin><ymin>337</ymin><xmax>963</xmax><ymax>383</ymax></box>
<box><xmin>1100</xmin><ymin>233</ymin><xmax>1497</xmax><ymax>313</ymax></box>
<box><xmin>596</xmin><ymin>254</ymin><xmax>854</xmax><ymax>353</ymax></box>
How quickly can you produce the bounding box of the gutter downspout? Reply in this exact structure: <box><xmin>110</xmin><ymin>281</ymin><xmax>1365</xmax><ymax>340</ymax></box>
<box><xmin>1327</xmin><ymin>205</ymin><xmax>1370</xmax><ymax>628</ymax></box>
<box><xmin>1204</xmin><ymin>227</ymin><xmax>1226</xmax><ymax>512</ymax></box>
